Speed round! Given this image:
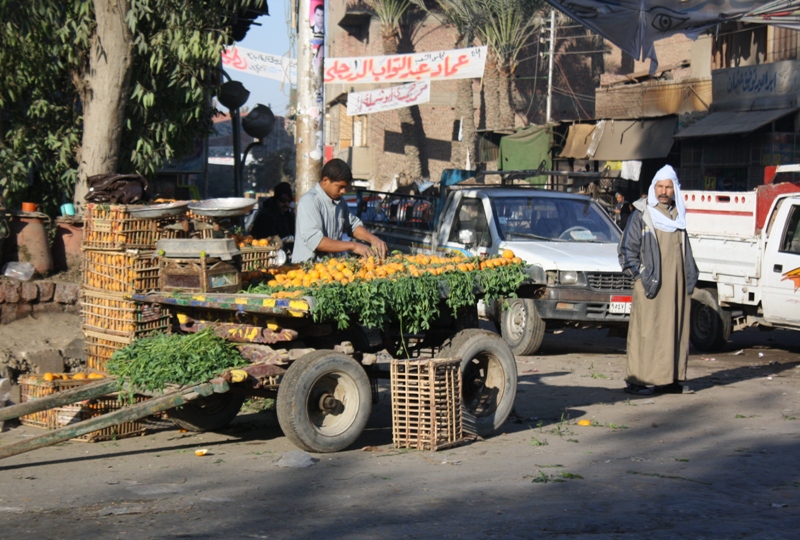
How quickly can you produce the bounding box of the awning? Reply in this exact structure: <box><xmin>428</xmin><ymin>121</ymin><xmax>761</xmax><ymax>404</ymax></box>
<box><xmin>592</xmin><ymin>117</ymin><xmax>677</xmax><ymax>160</ymax></box>
<box><xmin>559</xmin><ymin>124</ymin><xmax>600</xmax><ymax>159</ymax></box>
<box><xmin>498</xmin><ymin>125</ymin><xmax>552</xmax><ymax>184</ymax></box>
<box><xmin>674</xmin><ymin>108</ymin><xmax>798</xmax><ymax>138</ymax></box>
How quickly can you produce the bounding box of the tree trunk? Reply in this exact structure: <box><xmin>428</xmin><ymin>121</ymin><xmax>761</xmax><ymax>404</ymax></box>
<box><xmin>452</xmin><ymin>34</ymin><xmax>476</xmax><ymax>170</ymax></box>
<box><xmin>498</xmin><ymin>63</ymin><xmax>514</xmax><ymax>130</ymax></box>
<box><xmin>382</xmin><ymin>26</ymin><xmax>422</xmax><ymax>185</ymax></box>
<box><xmin>483</xmin><ymin>51</ymin><xmax>501</xmax><ymax>132</ymax></box>
<box><xmin>73</xmin><ymin>0</ymin><xmax>134</xmax><ymax>210</ymax></box>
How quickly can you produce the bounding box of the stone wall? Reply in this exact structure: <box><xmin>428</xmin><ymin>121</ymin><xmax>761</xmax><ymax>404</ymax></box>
<box><xmin>0</xmin><ymin>279</ymin><xmax>80</xmax><ymax>325</ymax></box>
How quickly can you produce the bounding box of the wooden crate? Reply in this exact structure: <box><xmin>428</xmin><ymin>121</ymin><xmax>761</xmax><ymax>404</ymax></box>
<box><xmin>81</xmin><ymin>250</ymin><xmax>159</xmax><ymax>293</ymax></box>
<box><xmin>19</xmin><ymin>376</ymin><xmax>146</xmax><ymax>442</ymax></box>
<box><xmin>83</xmin><ymin>331</ymin><xmax>131</xmax><ymax>373</ymax></box>
<box><xmin>82</xmin><ymin>204</ymin><xmax>174</xmax><ymax>250</ymax></box>
<box><xmin>159</xmin><ymin>257</ymin><xmax>241</xmax><ymax>293</ymax></box>
<box><xmin>80</xmin><ymin>289</ymin><xmax>170</xmax><ymax>340</ymax></box>
<box><xmin>240</xmin><ymin>245</ymin><xmax>280</xmax><ymax>271</ymax></box>
<box><xmin>390</xmin><ymin>357</ymin><xmax>464</xmax><ymax>451</ymax></box>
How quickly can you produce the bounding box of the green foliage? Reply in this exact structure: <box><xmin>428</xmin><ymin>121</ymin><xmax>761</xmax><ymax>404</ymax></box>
<box><xmin>0</xmin><ymin>0</ymin><xmax>263</xmax><ymax>210</ymax></box>
<box><xmin>106</xmin><ymin>329</ymin><xmax>247</xmax><ymax>400</ymax></box>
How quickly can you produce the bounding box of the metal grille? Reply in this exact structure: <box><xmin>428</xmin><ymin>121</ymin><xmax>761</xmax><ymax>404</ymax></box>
<box><xmin>587</xmin><ymin>272</ymin><xmax>634</xmax><ymax>291</ymax></box>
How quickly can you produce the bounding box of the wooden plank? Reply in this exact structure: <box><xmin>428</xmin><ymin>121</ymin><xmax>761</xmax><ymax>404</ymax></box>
<box><xmin>0</xmin><ymin>380</ymin><xmax>119</xmax><ymax>423</ymax></box>
<box><xmin>0</xmin><ymin>381</ymin><xmax>227</xmax><ymax>460</ymax></box>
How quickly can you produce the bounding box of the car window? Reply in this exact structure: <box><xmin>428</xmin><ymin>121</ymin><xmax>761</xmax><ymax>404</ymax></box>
<box><xmin>449</xmin><ymin>199</ymin><xmax>491</xmax><ymax>247</ymax></box>
<box><xmin>780</xmin><ymin>205</ymin><xmax>800</xmax><ymax>255</ymax></box>
<box><xmin>492</xmin><ymin>195</ymin><xmax>620</xmax><ymax>243</ymax></box>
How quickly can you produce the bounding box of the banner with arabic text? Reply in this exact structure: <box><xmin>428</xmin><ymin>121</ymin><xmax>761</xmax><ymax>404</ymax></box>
<box><xmin>325</xmin><ymin>46</ymin><xmax>487</xmax><ymax>84</ymax></box>
<box><xmin>222</xmin><ymin>46</ymin><xmax>296</xmax><ymax>83</ymax></box>
<box><xmin>347</xmin><ymin>82</ymin><xmax>430</xmax><ymax>116</ymax></box>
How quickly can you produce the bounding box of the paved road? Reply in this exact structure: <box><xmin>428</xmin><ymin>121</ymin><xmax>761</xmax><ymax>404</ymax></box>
<box><xmin>1</xmin><ymin>328</ymin><xmax>798</xmax><ymax>539</ymax></box>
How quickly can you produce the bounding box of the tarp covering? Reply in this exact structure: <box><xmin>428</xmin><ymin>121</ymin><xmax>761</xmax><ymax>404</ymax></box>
<box><xmin>559</xmin><ymin>123</ymin><xmax>601</xmax><ymax>159</ymax></box>
<box><xmin>498</xmin><ymin>125</ymin><xmax>552</xmax><ymax>179</ymax></box>
<box><xmin>741</xmin><ymin>1</ymin><xmax>800</xmax><ymax>29</ymax></box>
<box><xmin>674</xmin><ymin>108</ymin><xmax>798</xmax><ymax>138</ymax></box>
<box><xmin>544</xmin><ymin>1</ymin><xmax>795</xmax><ymax>73</ymax></box>
<box><xmin>592</xmin><ymin>117</ymin><xmax>677</xmax><ymax>161</ymax></box>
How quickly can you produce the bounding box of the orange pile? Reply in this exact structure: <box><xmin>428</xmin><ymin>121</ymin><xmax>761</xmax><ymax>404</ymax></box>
<box><xmin>261</xmin><ymin>250</ymin><xmax>523</xmax><ymax>293</ymax></box>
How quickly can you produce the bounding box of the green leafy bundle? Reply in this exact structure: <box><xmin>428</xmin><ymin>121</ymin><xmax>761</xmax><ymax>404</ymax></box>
<box><xmin>106</xmin><ymin>329</ymin><xmax>247</xmax><ymax>399</ymax></box>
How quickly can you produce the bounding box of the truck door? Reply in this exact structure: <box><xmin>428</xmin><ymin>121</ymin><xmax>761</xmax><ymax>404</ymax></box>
<box><xmin>440</xmin><ymin>196</ymin><xmax>495</xmax><ymax>256</ymax></box>
<box><xmin>761</xmin><ymin>200</ymin><xmax>800</xmax><ymax>324</ymax></box>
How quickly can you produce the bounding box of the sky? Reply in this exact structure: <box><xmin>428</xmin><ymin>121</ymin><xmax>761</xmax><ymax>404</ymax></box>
<box><xmin>221</xmin><ymin>0</ymin><xmax>295</xmax><ymax>116</ymax></box>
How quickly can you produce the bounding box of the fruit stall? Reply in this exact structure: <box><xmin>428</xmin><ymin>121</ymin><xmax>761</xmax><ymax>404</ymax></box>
<box><xmin>0</xmin><ymin>198</ymin><xmax>534</xmax><ymax>458</ymax></box>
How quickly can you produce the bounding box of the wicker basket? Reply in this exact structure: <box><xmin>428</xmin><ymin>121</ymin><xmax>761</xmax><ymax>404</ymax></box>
<box><xmin>80</xmin><ymin>289</ymin><xmax>170</xmax><ymax>340</ymax></box>
<box><xmin>19</xmin><ymin>375</ymin><xmax>146</xmax><ymax>442</ymax></box>
<box><xmin>82</xmin><ymin>204</ymin><xmax>174</xmax><ymax>250</ymax></box>
<box><xmin>390</xmin><ymin>357</ymin><xmax>464</xmax><ymax>451</ymax></box>
<box><xmin>81</xmin><ymin>250</ymin><xmax>159</xmax><ymax>293</ymax></box>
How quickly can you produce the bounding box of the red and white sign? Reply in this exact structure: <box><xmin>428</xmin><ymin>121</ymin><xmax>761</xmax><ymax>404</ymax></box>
<box><xmin>222</xmin><ymin>46</ymin><xmax>296</xmax><ymax>83</ymax></box>
<box><xmin>324</xmin><ymin>46</ymin><xmax>487</xmax><ymax>84</ymax></box>
<box><xmin>347</xmin><ymin>81</ymin><xmax>430</xmax><ymax>116</ymax></box>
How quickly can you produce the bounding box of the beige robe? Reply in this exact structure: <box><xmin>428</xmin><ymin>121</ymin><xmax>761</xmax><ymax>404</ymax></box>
<box><xmin>626</xmin><ymin>205</ymin><xmax>690</xmax><ymax>386</ymax></box>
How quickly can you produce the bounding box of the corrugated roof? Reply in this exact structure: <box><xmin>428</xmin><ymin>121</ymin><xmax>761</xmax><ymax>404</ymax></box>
<box><xmin>674</xmin><ymin>108</ymin><xmax>798</xmax><ymax>138</ymax></box>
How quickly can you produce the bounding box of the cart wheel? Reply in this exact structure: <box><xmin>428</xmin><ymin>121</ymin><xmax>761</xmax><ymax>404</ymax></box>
<box><xmin>277</xmin><ymin>350</ymin><xmax>372</xmax><ymax>453</ymax></box>
<box><xmin>167</xmin><ymin>393</ymin><xmax>245</xmax><ymax>432</ymax></box>
<box><xmin>439</xmin><ymin>329</ymin><xmax>518</xmax><ymax>437</ymax></box>
<box><xmin>500</xmin><ymin>298</ymin><xmax>545</xmax><ymax>356</ymax></box>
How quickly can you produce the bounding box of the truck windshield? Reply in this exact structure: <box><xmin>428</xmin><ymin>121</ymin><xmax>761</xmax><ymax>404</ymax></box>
<box><xmin>492</xmin><ymin>196</ymin><xmax>621</xmax><ymax>243</ymax></box>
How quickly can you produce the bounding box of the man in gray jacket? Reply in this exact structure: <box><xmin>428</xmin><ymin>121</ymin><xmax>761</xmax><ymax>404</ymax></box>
<box><xmin>618</xmin><ymin>165</ymin><xmax>698</xmax><ymax>395</ymax></box>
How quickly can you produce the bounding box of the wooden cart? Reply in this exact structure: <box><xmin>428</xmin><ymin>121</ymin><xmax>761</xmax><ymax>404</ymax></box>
<box><xmin>1</xmin><ymin>288</ymin><xmax>518</xmax><ymax>457</ymax></box>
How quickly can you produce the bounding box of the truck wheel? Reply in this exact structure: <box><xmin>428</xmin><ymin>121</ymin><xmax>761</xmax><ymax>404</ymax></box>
<box><xmin>439</xmin><ymin>329</ymin><xmax>518</xmax><ymax>437</ymax></box>
<box><xmin>690</xmin><ymin>289</ymin><xmax>732</xmax><ymax>352</ymax></box>
<box><xmin>168</xmin><ymin>393</ymin><xmax>245</xmax><ymax>432</ymax></box>
<box><xmin>500</xmin><ymin>298</ymin><xmax>545</xmax><ymax>356</ymax></box>
<box><xmin>277</xmin><ymin>351</ymin><xmax>372</xmax><ymax>453</ymax></box>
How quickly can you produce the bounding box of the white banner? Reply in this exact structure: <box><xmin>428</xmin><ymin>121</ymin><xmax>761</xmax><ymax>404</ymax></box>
<box><xmin>347</xmin><ymin>81</ymin><xmax>430</xmax><ymax>116</ymax></box>
<box><xmin>222</xmin><ymin>46</ymin><xmax>296</xmax><ymax>83</ymax></box>
<box><xmin>325</xmin><ymin>46</ymin><xmax>487</xmax><ymax>84</ymax></box>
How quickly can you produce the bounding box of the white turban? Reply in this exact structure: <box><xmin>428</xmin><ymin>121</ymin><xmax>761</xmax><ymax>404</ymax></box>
<box><xmin>647</xmin><ymin>165</ymin><xmax>686</xmax><ymax>232</ymax></box>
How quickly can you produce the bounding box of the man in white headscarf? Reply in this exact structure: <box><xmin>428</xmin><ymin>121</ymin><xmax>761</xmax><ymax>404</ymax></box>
<box><xmin>618</xmin><ymin>165</ymin><xmax>699</xmax><ymax>395</ymax></box>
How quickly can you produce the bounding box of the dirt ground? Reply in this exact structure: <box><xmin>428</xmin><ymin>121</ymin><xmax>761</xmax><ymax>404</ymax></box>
<box><xmin>1</xmin><ymin>313</ymin><xmax>799</xmax><ymax>539</ymax></box>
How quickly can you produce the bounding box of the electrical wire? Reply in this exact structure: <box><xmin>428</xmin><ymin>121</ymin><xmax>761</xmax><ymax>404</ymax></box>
<box><xmin>554</xmin><ymin>56</ymin><xmax>590</xmax><ymax>119</ymax></box>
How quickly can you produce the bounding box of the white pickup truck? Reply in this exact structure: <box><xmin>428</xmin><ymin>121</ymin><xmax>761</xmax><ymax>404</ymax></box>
<box><xmin>357</xmin><ymin>180</ymin><xmax>633</xmax><ymax>355</ymax></box>
<box><xmin>684</xmin><ymin>166</ymin><xmax>800</xmax><ymax>351</ymax></box>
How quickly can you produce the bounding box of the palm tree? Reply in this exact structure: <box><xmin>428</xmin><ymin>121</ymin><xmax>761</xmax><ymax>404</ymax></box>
<box><xmin>477</xmin><ymin>0</ymin><xmax>543</xmax><ymax>131</ymax></box>
<box><xmin>411</xmin><ymin>0</ymin><xmax>487</xmax><ymax>168</ymax></box>
<box><xmin>366</xmin><ymin>0</ymin><xmax>423</xmax><ymax>183</ymax></box>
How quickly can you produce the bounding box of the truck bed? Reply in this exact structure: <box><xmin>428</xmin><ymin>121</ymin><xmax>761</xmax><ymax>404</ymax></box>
<box><xmin>688</xmin><ymin>234</ymin><xmax>762</xmax><ymax>305</ymax></box>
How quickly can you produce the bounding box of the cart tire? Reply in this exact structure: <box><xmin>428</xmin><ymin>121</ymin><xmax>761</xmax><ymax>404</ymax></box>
<box><xmin>168</xmin><ymin>393</ymin><xmax>245</xmax><ymax>432</ymax></box>
<box><xmin>500</xmin><ymin>298</ymin><xmax>545</xmax><ymax>356</ymax></box>
<box><xmin>439</xmin><ymin>329</ymin><xmax>518</xmax><ymax>437</ymax></box>
<box><xmin>277</xmin><ymin>350</ymin><xmax>372</xmax><ymax>453</ymax></box>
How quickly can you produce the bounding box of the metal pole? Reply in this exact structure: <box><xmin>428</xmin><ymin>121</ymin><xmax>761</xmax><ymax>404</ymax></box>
<box><xmin>546</xmin><ymin>9</ymin><xmax>556</xmax><ymax>123</ymax></box>
<box><xmin>232</xmin><ymin>109</ymin><xmax>243</xmax><ymax>197</ymax></box>
<box><xmin>295</xmin><ymin>0</ymin><xmax>325</xmax><ymax>198</ymax></box>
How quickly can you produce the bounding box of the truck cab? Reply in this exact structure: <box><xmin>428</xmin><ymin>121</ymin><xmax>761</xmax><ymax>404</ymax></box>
<box><xmin>358</xmin><ymin>181</ymin><xmax>633</xmax><ymax>355</ymax></box>
<box><xmin>684</xmin><ymin>168</ymin><xmax>800</xmax><ymax>350</ymax></box>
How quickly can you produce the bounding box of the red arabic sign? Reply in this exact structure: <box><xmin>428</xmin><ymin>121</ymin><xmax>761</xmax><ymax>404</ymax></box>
<box><xmin>324</xmin><ymin>46</ymin><xmax>487</xmax><ymax>84</ymax></box>
<box><xmin>347</xmin><ymin>81</ymin><xmax>430</xmax><ymax>116</ymax></box>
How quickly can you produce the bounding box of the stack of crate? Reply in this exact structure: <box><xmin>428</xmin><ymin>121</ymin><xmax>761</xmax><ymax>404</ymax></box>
<box><xmin>81</xmin><ymin>204</ymin><xmax>173</xmax><ymax>373</ymax></box>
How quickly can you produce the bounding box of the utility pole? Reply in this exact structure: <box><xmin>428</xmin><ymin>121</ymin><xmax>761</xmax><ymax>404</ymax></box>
<box><xmin>546</xmin><ymin>9</ymin><xmax>556</xmax><ymax>123</ymax></box>
<box><xmin>295</xmin><ymin>0</ymin><xmax>325</xmax><ymax>198</ymax></box>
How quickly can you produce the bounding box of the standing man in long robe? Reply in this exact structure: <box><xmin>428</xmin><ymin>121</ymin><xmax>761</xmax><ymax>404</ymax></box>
<box><xmin>618</xmin><ymin>165</ymin><xmax>698</xmax><ymax>395</ymax></box>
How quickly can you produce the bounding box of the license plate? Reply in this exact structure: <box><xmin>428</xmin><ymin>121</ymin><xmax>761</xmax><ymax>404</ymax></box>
<box><xmin>610</xmin><ymin>295</ymin><xmax>632</xmax><ymax>314</ymax></box>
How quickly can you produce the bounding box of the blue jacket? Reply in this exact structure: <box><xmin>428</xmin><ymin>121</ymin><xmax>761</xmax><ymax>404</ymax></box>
<box><xmin>618</xmin><ymin>198</ymin><xmax>698</xmax><ymax>299</ymax></box>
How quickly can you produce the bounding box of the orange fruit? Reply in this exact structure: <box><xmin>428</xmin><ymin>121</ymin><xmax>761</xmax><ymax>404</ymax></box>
<box><xmin>42</xmin><ymin>373</ymin><xmax>55</xmax><ymax>381</ymax></box>
<box><xmin>502</xmin><ymin>249</ymin><xmax>515</xmax><ymax>259</ymax></box>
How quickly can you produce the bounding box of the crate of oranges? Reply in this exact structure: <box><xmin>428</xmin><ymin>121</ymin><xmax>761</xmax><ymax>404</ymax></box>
<box><xmin>20</xmin><ymin>373</ymin><xmax>147</xmax><ymax>442</ymax></box>
<box><xmin>235</xmin><ymin>234</ymin><xmax>281</xmax><ymax>271</ymax></box>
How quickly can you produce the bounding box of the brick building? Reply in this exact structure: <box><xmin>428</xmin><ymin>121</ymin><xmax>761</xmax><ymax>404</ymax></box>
<box><xmin>325</xmin><ymin>0</ymin><xmax>469</xmax><ymax>190</ymax></box>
